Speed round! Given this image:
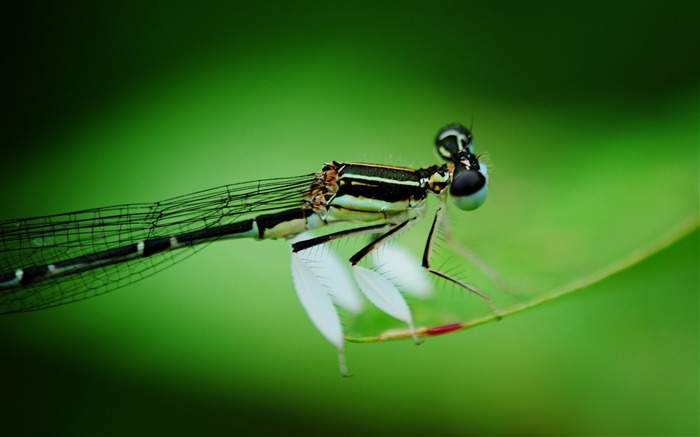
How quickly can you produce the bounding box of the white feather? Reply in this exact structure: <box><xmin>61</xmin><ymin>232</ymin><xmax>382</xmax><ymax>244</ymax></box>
<box><xmin>372</xmin><ymin>245</ymin><xmax>432</xmax><ymax>298</ymax></box>
<box><xmin>353</xmin><ymin>265</ymin><xmax>417</xmax><ymax>341</ymax></box>
<box><xmin>290</xmin><ymin>252</ymin><xmax>344</xmax><ymax>350</ymax></box>
<box><xmin>296</xmin><ymin>246</ymin><xmax>365</xmax><ymax>313</ymax></box>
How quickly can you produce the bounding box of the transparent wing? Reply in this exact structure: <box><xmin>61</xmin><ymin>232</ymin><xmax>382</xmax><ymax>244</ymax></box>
<box><xmin>0</xmin><ymin>173</ymin><xmax>316</xmax><ymax>314</ymax></box>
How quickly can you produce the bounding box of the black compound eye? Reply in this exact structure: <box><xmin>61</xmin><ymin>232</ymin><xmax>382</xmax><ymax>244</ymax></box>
<box><xmin>450</xmin><ymin>169</ymin><xmax>487</xmax><ymax>211</ymax></box>
<box><xmin>450</xmin><ymin>170</ymin><xmax>485</xmax><ymax>197</ymax></box>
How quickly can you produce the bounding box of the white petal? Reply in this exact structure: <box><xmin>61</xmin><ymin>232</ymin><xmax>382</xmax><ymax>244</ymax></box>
<box><xmin>297</xmin><ymin>246</ymin><xmax>364</xmax><ymax>313</ymax></box>
<box><xmin>290</xmin><ymin>252</ymin><xmax>344</xmax><ymax>349</ymax></box>
<box><xmin>373</xmin><ymin>245</ymin><xmax>432</xmax><ymax>298</ymax></box>
<box><xmin>353</xmin><ymin>266</ymin><xmax>413</xmax><ymax>324</ymax></box>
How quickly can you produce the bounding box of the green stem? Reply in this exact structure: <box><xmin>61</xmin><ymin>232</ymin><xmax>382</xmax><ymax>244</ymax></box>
<box><xmin>347</xmin><ymin>212</ymin><xmax>699</xmax><ymax>343</ymax></box>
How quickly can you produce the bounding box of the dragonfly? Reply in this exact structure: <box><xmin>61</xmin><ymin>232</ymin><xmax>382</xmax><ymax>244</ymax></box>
<box><xmin>0</xmin><ymin>124</ymin><xmax>494</xmax><ymax>375</ymax></box>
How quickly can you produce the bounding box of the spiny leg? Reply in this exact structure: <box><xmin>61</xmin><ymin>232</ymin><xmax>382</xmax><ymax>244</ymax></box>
<box><xmin>422</xmin><ymin>206</ymin><xmax>501</xmax><ymax>316</ymax></box>
<box><xmin>291</xmin><ymin>223</ymin><xmax>392</xmax><ymax>253</ymax></box>
<box><xmin>348</xmin><ymin>219</ymin><xmax>413</xmax><ymax>265</ymax></box>
<box><xmin>436</xmin><ymin>204</ymin><xmax>512</xmax><ymax>294</ymax></box>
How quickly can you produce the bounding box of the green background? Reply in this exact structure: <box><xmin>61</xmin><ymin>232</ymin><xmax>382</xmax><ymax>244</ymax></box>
<box><xmin>1</xmin><ymin>1</ymin><xmax>698</xmax><ymax>435</ymax></box>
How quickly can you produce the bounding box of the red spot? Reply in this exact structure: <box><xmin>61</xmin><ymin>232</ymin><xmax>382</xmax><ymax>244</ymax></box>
<box><xmin>426</xmin><ymin>323</ymin><xmax>463</xmax><ymax>336</ymax></box>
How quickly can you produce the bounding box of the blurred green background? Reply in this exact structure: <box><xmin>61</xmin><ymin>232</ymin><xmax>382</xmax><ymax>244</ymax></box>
<box><xmin>1</xmin><ymin>1</ymin><xmax>698</xmax><ymax>435</ymax></box>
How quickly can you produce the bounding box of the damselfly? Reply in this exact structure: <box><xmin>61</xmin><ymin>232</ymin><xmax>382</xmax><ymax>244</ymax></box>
<box><xmin>0</xmin><ymin>124</ymin><xmax>494</xmax><ymax>374</ymax></box>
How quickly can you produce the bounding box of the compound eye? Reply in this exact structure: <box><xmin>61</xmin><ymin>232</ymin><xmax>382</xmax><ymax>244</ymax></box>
<box><xmin>436</xmin><ymin>135</ymin><xmax>459</xmax><ymax>161</ymax></box>
<box><xmin>436</xmin><ymin>125</ymin><xmax>473</xmax><ymax>161</ymax></box>
<box><xmin>450</xmin><ymin>169</ymin><xmax>487</xmax><ymax>211</ymax></box>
